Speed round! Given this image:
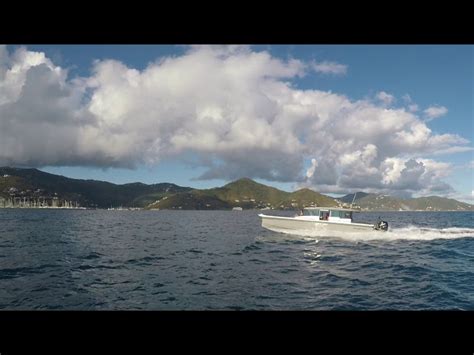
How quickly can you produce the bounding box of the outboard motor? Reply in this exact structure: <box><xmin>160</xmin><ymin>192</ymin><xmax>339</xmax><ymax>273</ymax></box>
<box><xmin>374</xmin><ymin>220</ymin><xmax>389</xmax><ymax>231</ymax></box>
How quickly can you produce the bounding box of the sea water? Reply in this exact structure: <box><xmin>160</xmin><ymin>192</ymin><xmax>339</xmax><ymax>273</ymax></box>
<box><xmin>0</xmin><ymin>209</ymin><xmax>472</xmax><ymax>310</ymax></box>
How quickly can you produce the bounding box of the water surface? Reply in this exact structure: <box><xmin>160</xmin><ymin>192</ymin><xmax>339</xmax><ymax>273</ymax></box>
<box><xmin>0</xmin><ymin>209</ymin><xmax>473</xmax><ymax>310</ymax></box>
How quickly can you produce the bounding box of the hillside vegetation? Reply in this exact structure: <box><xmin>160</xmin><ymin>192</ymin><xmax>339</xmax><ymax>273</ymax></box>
<box><xmin>1</xmin><ymin>167</ymin><xmax>472</xmax><ymax>211</ymax></box>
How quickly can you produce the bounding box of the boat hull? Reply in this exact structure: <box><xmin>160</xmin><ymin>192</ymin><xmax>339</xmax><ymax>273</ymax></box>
<box><xmin>259</xmin><ymin>214</ymin><xmax>377</xmax><ymax>236</ymax></box>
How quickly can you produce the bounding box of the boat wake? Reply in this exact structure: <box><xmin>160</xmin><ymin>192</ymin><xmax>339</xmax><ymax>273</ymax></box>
<box><xmin>267</xmin><ymin>226</ymin><xmax>474</xmax><ymax>241</ymax></box>
<box><xmin>385</xmin><ymin>226</ymin><xmax>474</xmax><ymax>241</ymax></box>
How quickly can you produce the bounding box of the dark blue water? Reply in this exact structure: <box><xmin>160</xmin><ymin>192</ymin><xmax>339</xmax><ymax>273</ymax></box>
<box><xmin>0</xmin><ymin>209</ymin><xmax>473</xmax><ymax>310</ymax></box>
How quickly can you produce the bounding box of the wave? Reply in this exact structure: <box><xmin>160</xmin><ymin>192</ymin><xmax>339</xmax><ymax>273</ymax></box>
<box><xmin>267</xmin><ymin>226</ymin><xmax>474</xmax><ymax>241</ymax></box>
<box><xmin>384</xmin><ymin>226</ymin><xmax>474</xmax><ymax>241</ymax></box>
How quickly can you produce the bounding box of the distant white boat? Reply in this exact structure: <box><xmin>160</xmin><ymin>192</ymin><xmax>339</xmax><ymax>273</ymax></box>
<box><xmin>233</xmin><ymin>207</ymin><xmax>243</xmax><ymax>211</ymax></box>
<box><xmin>259</xmin><ymin>207</ymin><xmax>388</xmax><ymax>235</ymax></box>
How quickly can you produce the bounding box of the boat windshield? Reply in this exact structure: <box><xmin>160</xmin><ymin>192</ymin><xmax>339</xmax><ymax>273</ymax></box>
<box><xmin>303</xmin><ymin>209</ymin><xmax>319</xmax><ymax>216</ymax></box>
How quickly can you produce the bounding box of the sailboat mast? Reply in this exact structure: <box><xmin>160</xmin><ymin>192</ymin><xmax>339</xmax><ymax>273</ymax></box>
<box><xmin>350</xmin><ymin>192</ymin><xmax>357</xmax><ymax>208</ymax></box>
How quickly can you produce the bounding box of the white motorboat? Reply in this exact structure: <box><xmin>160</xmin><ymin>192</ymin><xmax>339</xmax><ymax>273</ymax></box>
<box><xmin>258</xmin><ymin>207</ymin><xmax>388</xmax><ymax>235</ymax></box>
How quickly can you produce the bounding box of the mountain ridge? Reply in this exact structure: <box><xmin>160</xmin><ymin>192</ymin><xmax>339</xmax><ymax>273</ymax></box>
<box><xmin>0</xmin><ymin>167</ymin><xmax>191</xmax><ymax>208</ymax></box>
<box><xmin>0</xmin><ymin>168</ymin><xmax>472</xmax><ymax>211</ymax></box>
<box><xmin>340</xmin><ymin>191</ymin><xmax>473</xmax><ymax>211</ymax></box>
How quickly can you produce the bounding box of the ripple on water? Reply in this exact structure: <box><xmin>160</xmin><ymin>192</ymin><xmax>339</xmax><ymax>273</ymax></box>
<box><xmin>0</xmin><ymin>210</ymin><xmax>473</xmax><ymax>310</ymax></box>
<box><xmin>0</xmin><ymin>265</ymin><xmax>58</xmax><ymax>280</ymax></box>
<box><xmin>80</xmin><ymin>252</ymin><xmax>105</xmax><ymax>260</ymax></box>
<box><xmin>126</xmin><ymin>256</ymin><xmax>166</xmax><ymax>265</ymax></box>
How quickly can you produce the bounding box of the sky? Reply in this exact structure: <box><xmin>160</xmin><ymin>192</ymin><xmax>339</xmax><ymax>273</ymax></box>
<box><xmin>0</xmin><ymin>45</ymin><xmax>472</xmax><ymax>202</ymax></box>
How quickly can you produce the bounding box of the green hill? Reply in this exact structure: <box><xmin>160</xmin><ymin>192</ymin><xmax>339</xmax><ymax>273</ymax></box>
<box><xmin>1</xmin><ymin>168</ymin><xmax>472</xmax><ymax>211</ymax></box>
<box><xmin>356</xmin><ymin>194</ymin><xmax>408</xmax><ymax>211</ymax></box>
<box><xmin>340</xmin><ymin>191</ymin><xmax>474</xmax><ymax>211</ymax></box>
<box><xmin>147</xmin><ymin>190</ymin><xmax>232</xmax><ymax>210</ymax></box>
<box><xmin>147</xmin><ymin>178</ymin><xmax>284</xmax><ymax>210</ymax></box>
<box><xmin>209</xmin><ymin>178</ymin><xmax>288</xmax><ymax>207</ymax></box>
<box><xmin>339</xmin><ymin>192</ymin><xmax>370</xmax><ymax>204</ymax></box>
<box><xmin>404</xmin><ymin>196</ymin><xmax>474</xmax><ymax>211</ymax></box>
<box><xmin>146</xmin><ymin>178</ymin><xmax>338</xmax><ymax>210</ymax></box>
<box><xmin>0</xmin><ymin>167</ymin><xmax>191</xmax><ymax>208</ymax></box>
<box><xmin>283</xmin><ymin>188</ymin><xmax>338</xmax><ymax>209</ymax></box>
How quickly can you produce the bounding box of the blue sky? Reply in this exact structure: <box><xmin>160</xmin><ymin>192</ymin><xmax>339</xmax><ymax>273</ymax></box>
<box><xmin>2</xmin><ymin>45</ymin><xmax>473</xmax><ymax>201</ymax></box>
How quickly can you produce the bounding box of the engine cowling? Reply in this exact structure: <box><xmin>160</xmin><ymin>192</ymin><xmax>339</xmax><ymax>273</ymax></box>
<box><xmin>374</xmin><ymin>220</ymin><xmax>389</xmax><ymax>231</ymax></box>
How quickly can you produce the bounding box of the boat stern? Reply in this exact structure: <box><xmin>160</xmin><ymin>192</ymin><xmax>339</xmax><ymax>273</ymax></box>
<box><xmin>374</xmin><ymin>220</ymin><xmax>389</xmax><ymax>231</ymax></box>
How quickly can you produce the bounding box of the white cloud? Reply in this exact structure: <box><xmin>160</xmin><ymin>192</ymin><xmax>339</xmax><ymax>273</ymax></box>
<box><xmin>311</xmin><ymin>60</ymin><xmax>347</xmax><ymax>75</ymax></box>
<box><xmin>431</xmin><ymin>146</ymin><xmax>474</xmax><ymax>155</ymax></box>
<box><xmin>0</xmin><ymin>45</ymin><xmax>470</xmax><ymax>197</ymax></box>
<box><xmin>444</xmin><ymin>191</ymin><xmax>474</xmax><ymax>203</ymax></box>
<box><xmin>375</xmin><ymin>91</ymin><xmax>395</xmax><ymax>105</ymax></box>
<box><xmin>408</xmin><ymin>104</ymin><xmax>419</xmax><ymax>112</ymax></box>
<box><xmin>401</xmin><ymin>94</ymin><xmax>418</xmax><ymax>112</ymax></box>
<box><xmin>305</xmin><ymin>158</ymin><xmax>318</xmax><ymax>178</ymax></box>
<box><xmin>423</xmin><ymin>105</ymin><xmax>448</xmax><ymax>120</ymax></box>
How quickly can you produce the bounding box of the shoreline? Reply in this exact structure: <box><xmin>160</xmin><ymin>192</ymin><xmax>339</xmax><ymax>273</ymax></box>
<box><xmin>0</xmin><ymin>207</ymin><xmax>472</xmax><ymax>212</ymax></box>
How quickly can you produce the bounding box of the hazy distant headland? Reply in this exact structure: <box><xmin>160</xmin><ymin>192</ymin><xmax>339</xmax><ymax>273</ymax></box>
<box><xmin>0</xmin><ymin>167</ymin><xmax>472</xmax><ymax>211</ymax></box>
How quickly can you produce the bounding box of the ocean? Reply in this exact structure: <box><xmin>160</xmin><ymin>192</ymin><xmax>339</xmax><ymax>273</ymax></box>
<box><xmin>0</xmin><ymin>209</ymin><xmax>473</xmax><ymax>310</ymax></box>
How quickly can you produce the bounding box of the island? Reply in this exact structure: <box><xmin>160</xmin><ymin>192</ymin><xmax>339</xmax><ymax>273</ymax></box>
<box><xmin>0</xmin><ymin>167</ymin><xmax>473</xmax><ymax>211</ymax></box>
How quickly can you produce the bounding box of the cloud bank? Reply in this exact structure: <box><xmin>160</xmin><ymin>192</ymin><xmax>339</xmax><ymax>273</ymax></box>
<box><xmin>0</xmin><ymin>45</ymin><xmax>470</xmax><ymax>196</ymax></box>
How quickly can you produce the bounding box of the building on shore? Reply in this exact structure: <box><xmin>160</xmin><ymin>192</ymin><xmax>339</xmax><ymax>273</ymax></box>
<box><xmin>0</xmin><ymin>196</ymin><xmax>81</xmax><ymax>209</ymax></box>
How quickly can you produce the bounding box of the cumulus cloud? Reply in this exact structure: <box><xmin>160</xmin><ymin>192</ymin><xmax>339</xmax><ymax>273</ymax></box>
<box><xmin>375</xmin><ymin>91</ymin><xmax>395</xmax><ymax>106</ymax></box>
<box><xmin>408</xmin><ymin>104</ymin><xmax>419</xmax><ymax>112</ymax></box>
<box><xmin>402</xmin><ymin>94</ymin><xmax>418</xmax><ymax>112</ymax></box>
<box><xmin>311</xmin><ymin>60</ymin><xmax>347</xmax><ymax>75</ymax></box>
<box><xmin>0</xmin><ymin>45</ymin><xmax>470</xmax><ymax>197</ymax></box>
<box><xmin>306</xmin><ymin>158</ymin><xmax>318</xmax><ymax>178</ymax></box>
<box><xmin>423</xmin><ymin>105</ymin><xmax>448</xmax><ymax>120</ymax></box>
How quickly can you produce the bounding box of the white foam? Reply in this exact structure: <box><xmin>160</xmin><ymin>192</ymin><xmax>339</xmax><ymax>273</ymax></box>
<box><xmin>383</xmin><ymin>226</ymin><xmax>474</xmax><ymax>241</ymax></box>
<box><xmin>267</xmin><ymin>226</ymin><xmax>474</xmax><ymax>241</ymax></box>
